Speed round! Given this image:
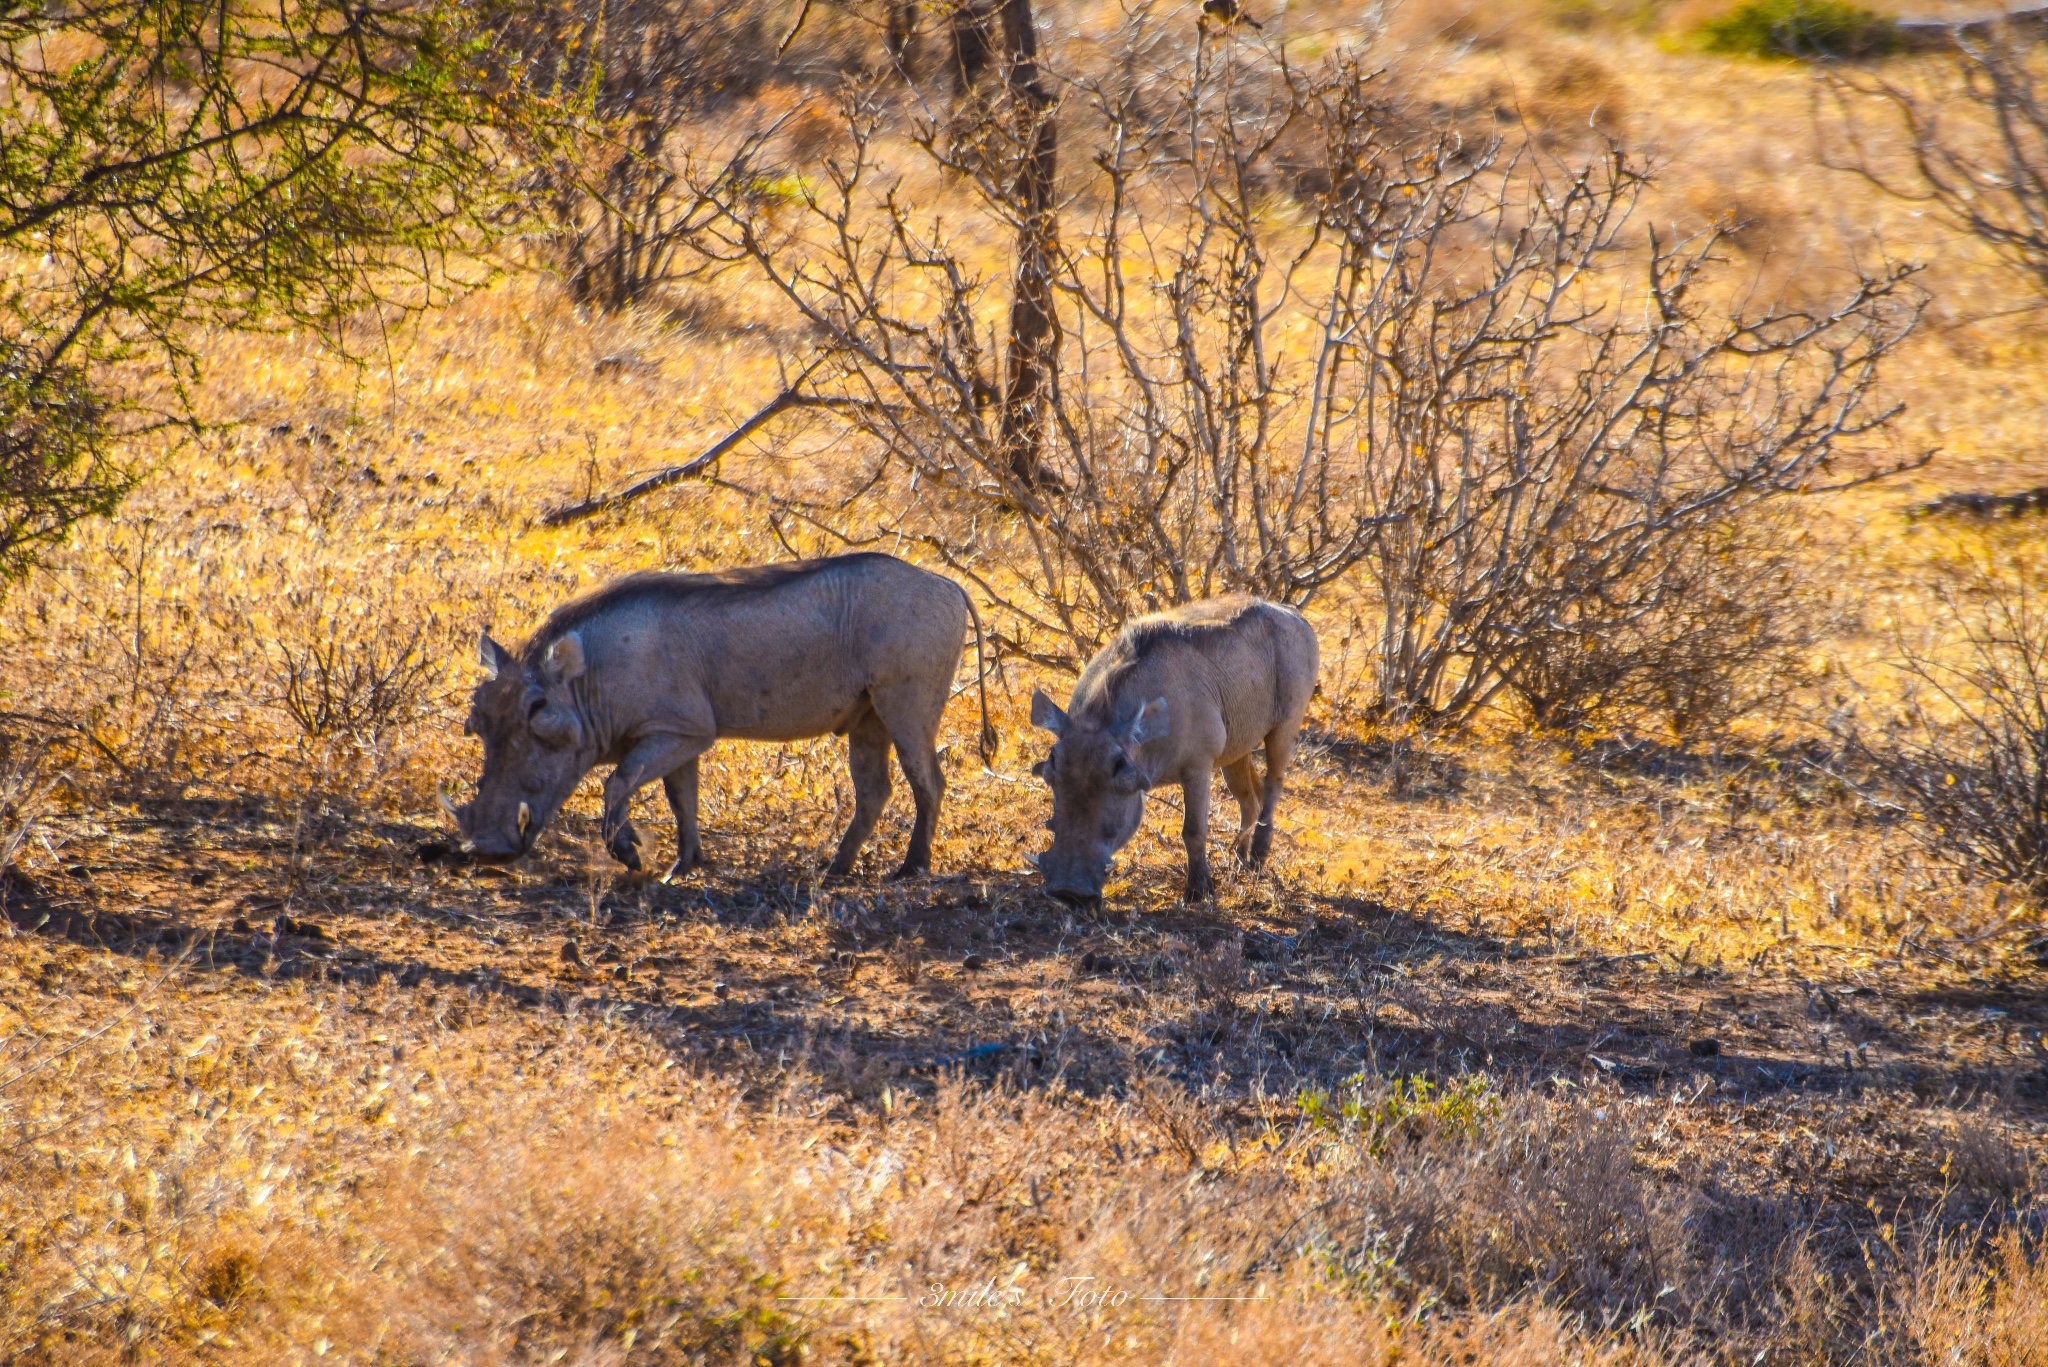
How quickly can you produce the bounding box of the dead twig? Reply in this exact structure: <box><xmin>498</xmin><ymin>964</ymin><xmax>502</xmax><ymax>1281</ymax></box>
<box><xmin>539</xmin><ymin>359</ymin><xmax>824</xmax><ymax>527</ymax></box>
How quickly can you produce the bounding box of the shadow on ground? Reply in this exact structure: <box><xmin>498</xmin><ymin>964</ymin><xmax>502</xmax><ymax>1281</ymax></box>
<box><xmin>11</xmin><ymin>794</ymin><xmax>2046</xmax><ymax>1141</ymax></box>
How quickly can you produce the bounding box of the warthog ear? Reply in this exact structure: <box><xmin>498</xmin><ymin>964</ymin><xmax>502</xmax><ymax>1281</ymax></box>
<box><xmin>543</xmin><ymin>632</ymin><xmax>586</xmax><ymax>684</ymax></box>
<box><xmin>478</xmin><ymin>630</ymin><xmax>512</xmax><ymax>681</ymax></box>
<box><xmin>1029</xmin><ymin>688</ymin><xmax>1067</xmax><ymax>736</ymax></box>
<box><xmin>1123</xmin><ymin>696</ymin><xmax>1169</xmax><ymax>745</ymax></box>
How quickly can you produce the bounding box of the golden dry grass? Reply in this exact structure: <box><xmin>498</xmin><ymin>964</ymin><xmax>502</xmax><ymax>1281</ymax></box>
<box><xmin>4</xmin><ymin>6</ymin><xmax>2048</xmax><ymax>1364</ymax></box>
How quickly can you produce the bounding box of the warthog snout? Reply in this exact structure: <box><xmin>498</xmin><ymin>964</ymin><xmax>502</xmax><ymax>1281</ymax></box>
<box><xmin>1037</xmin><ymin>845</ymin><xmax>1110</xmax><ymax>907</ymax></box>
<box><xmin>439</xmin><ymin>787</ymin><xmax>530</xmax><ymax>862</ymax></box>
<box><xmin>456</xmin><ymin>823</ymin><xmax>529</xmax><ymax>862</ymax></box>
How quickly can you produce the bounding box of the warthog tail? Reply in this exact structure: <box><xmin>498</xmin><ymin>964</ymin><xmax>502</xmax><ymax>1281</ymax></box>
<box><xmin>958</xmin><ymin>586</ymin><xmax>999</xmax><ymax>766</ymax></box>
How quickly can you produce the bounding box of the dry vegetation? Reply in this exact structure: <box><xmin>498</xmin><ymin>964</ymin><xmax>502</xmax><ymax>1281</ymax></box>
<box><xmin>4</xmin><ymin>1</ymin><xmax>2048</xmax><ymax>1364</ymax></box>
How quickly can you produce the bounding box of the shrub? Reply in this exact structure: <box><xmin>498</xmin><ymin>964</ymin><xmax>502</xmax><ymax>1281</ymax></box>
<box><xmin>498</xmin><ymin>0</ymin><xmax>832</xmax><ymax>312</ymax></box>
<box><xmin>1696</xmin><ymin>0</ymin><xmax>1898</xmax><ymax>60</ymax></box>
<box><xmin>1824</xmin><ymin>25</ymin><xmax>2048</xmax><ymax>296</ymax></box>
<box><xmin>687</xmin><ymin>37</ymin><xmax>1920</xmax><ymax>712</ymax></box>
<box><xmin>1845</xmin><ymin>549</ymin><xmax>2048</xmax><ymax>903</ymax></box>
<box><xmin>1297</xmin><ymin>1072</ymin><xmax>1504</xmax><ymax>1156</ymax></box>
<box><xmin>0</xmin><ymin>0</ymin><xmax>524</xmax><ymax>586</ymax></box>
<box><xmin>1505</xmin><ymin>509</ymin><xmax>1839</xmax><ymax>738</ymax></box>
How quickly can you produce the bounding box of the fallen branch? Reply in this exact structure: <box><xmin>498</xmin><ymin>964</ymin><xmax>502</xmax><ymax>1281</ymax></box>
<box><xmin>1908</xmin><ymin>484</ymin><xmax>2048</xmax><ymax>520</ymax></box>
<box><xmin>539</xmin><ymin>360</ymin><xmax>822</xmax><ymax>527</ymax></box>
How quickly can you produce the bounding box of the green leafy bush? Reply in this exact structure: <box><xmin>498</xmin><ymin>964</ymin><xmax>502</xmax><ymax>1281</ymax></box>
<box><xmin>1297</xmin><ymin>1073</ymin><xmax>1503</xmax><ymax>1156</ymax></box>
<box><xmin>0</xmin><ymin>0</ymin><xmax>538</xmax><ymax>587</ymax></box>
<box><xmin>1695</xmin><ymin>0</ymin><xmax>1898</xmax><ymax>59</ymax></box>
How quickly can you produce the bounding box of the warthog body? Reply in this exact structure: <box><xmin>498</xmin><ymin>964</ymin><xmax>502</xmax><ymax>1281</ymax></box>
<box><xmin>453</xmin><ymin>553</ymin><xmax>993</xmax><ymax>879</ymax></box>
<box><xmin>1029</xmin><ymin>596</ymin><xmax>1319</xmax><ymax>905</ymax></box>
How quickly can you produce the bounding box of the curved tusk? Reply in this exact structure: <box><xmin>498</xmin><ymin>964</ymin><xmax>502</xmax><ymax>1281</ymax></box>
<box><xmin>517</xmin><ymin>801</ymin><xmax>532</xmax><ymax>835</ymax></box>
<box><xmin>438</xmin><ymin>788</ymin><xmax>462</xmax><ymax>822</ymax></box>
<box><xmin>459</xmin><ymin>839</ymin><xmax>477</xmax><ymax>854</ymax></box>
<box><xmin>1022</xmin><ymin>851</ymin><xmax>1041</xmax><ymax>869</ymax></box>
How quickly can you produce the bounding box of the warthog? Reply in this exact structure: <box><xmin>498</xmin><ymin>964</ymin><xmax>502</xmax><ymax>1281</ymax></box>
<box><xmin>1029</xmin><ymin>596</ymin><xmax>1318</xmax><ymax>905</ymax></box>
<box><xmin>450</xmin><ymin>553</ymin><xmax>994</xmax><ymax>880</ymax></box>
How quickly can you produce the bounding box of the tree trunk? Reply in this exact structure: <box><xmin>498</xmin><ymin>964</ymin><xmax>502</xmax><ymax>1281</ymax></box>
<box><xmin>995</xmin><ymin>0</ymin><xmax>1058</xmax><ymax>488</ymax></box>
<box><xmin>886</xmin><ymin>1</ymin><xmax>920</xmax><ymax>78</ymax></box>
<box><xmin>951</xmin><ymin>1</ymin><xmax>995</xmax><ymax>92</ymax></box>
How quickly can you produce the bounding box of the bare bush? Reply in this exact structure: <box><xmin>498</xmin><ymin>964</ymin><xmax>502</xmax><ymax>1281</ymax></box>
<box><xmin>1827</xmin><ymin>26</ymin><xmax>2048</xmax><ymax>298</ymax></box>
<box><xmin>1506</xmin><ymin>509</ymin><xmax>1839</xmax><ymax>737</ymax></box>
<box><xmin>271</xmin><ymin>591</ymin><xmax>440</xmax><ymax>756</ymax></box>
<box><xmin>688</xmin><ymin>23</ymin><xmax>1920</xmax><ymax>714</ymax></box>
<box><xmin>256</xmin><ymin>571</ymin><xmax>451</xmax><ymax>847</ymax></box>
<box><xmin>0</xmin><ymin>730</ymin><xmax>60</xmax><ymax>885</ymax></box>
<box><xmin>1945</xmin><ymin>1114</ymin><xmax>2037</xmax><ymax>1201</ymax></box>
<box><xmin>1846</xmin><ymin>552</ymin><xmax>2048</xmax><ymax>902</ymax></box>
<box><xmin>58</xmin><ymin>516</ymin><xmax>208</xmax><ymax>790</ymax></box>
<box><xmin>1882</xmin><ymin>1227</ymin><xmax>2048</xmax><ymax>1366</ymax></box>
<box><xmin>1183</xmin><ymin>935</ymin><xmax>1247</xmax><ymax>1006</ymax></box>
<box><xmin>498</xmin><ymin>0</ymin><xmax>794</xmax><ymax>311</ymax></box>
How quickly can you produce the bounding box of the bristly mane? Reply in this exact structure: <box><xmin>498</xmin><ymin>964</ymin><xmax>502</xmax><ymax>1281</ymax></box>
<box><xmin>520</xmin><ymin>554</ymin><xmax>895</xmax><ymax>661</ymax></box>
<box><xmin>1114</xmin><ymin>594</ymin><xmax>1262</xmax><ymax>655</ymax></box>
<box><xmin>1075</xmin><ymin>595</ymin><xmax>1264</xmax><ymax>711</ymax></box>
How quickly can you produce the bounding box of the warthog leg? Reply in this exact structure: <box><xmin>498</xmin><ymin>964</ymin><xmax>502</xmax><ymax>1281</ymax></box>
<box><xmin>660</xmin><ymin>757</ymin><xmax>705</xmax><ymax>881</ymax></box>
<box><xmin>1249</xmin><ymin>724</ymin><xmax>1296</xmax><ymax>868</ymax></box>
<box><xmin>826</xmin><ymin>708</ymin><xmax>893</xmax><ymax>879</ymax></box>
<box><xmin>1221</xmin><ymin>755</ymin><xmax>1261</xmax><ymax>866</ymax></box>
<box><xmin>1179</xmin><ymin>765</ymin><xmax>1215</xmax><ymax>902</ymax></box>
<box><xmin>602</xmin><ymin>733</ymin><xmax>710</xmax><ymax>872</ymax></box>
<box><xmin>869</xmin><ymin>681</ymin><xmax>945</xmax><ymax>880</ymax></box>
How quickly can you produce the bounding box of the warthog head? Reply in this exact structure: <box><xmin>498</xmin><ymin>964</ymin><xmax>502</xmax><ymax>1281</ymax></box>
<box><xmin>1029</xmin><ymin>687</ymin><xmax>1168</xmax><ymax>906</ymax></box>
<box><xmin>448</xmin><ymin>631</ymin><xmax>596</xmax><ymax>860</ymax></box>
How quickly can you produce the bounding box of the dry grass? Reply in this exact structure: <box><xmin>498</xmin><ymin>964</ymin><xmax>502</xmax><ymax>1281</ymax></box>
<box><xmin>4</xmin><ymin>5</ymin><xmax>2048</xmax><ymax>1363</ymax></box>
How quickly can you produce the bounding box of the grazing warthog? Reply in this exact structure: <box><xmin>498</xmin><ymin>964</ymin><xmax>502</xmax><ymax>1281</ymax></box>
<box><xmin>449</xmin><ymin>554</ymin><xmax>994</xmax><ymax>880</ymax></box>
<box><xmin>1029</xmin><ymin>596</ymin><xmax>1318</xmax><ymax>906</ymax></box>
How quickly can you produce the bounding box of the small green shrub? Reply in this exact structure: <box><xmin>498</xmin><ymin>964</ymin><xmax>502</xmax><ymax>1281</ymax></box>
<box><xmin>1695</xmin><ymin>0</ymin><xmax>1898</xmax><ymax>59</ymax></box>
<box><xmin>1297</xmin><ymin>1073</ymin><xmax>1502</xmax><ymax>1156</ymax></box>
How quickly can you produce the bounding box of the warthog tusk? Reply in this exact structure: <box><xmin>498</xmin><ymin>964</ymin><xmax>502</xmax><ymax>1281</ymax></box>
<box><xmin>438</xmin><ymin>788</ymin><xmax>461</xmax><ymax>822</ymax></box>
<box><xmin>1022</xmin><ymin>851</ymin><xmax>1041</xmax><ymax>869</ymax></box>
<box><xmin>459</xmin><ymin>839</ymin><xmax>477</xmax><ymax>854</ymax></box>
<box><xmin>517</xmin><ymin>801</ymin><xmax>531</xmax><ymax>835</ymax></box>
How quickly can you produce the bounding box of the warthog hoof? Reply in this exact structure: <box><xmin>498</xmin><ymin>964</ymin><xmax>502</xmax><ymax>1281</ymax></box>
<box><xmin>660</xmin><ymin>850</ymin><xmax>707</xmax><ymax>884</ymax></box>
<box><xmin>607</xmin><ymin>822</ymin><xmax>643</xmax><ymax>871</ymax></box>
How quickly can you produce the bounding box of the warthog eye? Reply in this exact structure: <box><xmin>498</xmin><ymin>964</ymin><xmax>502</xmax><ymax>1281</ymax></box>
<box><xmin>529</xmin><ymin>704</ymin><xmax>578</xmax><ymax>749</ymax></box>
